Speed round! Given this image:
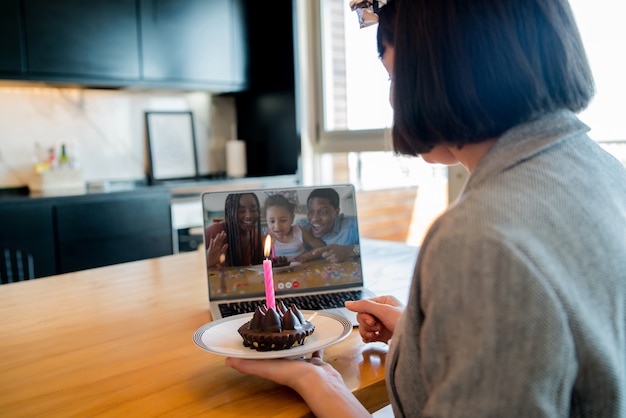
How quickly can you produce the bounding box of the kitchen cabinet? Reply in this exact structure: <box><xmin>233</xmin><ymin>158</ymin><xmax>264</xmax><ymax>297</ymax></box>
<box><xmin>0</xmin><ymin>0</ymin><xmax>247</xmax><ymax>90</ymax></box>
<box><xmin>0</xmin><ymin>189</ymin><xmax>172</xmax><ymax>279</ymax></box>
<box><xmin>0</xmin><ymin>0</ymin><xmax>23</xmax><ymax>74</ymax></box>
<box><xmin>55</xmin><ymin>190</ymin><xmax>172</xmax><ymax>274</ymax></box>
<box><xmin>140</xmin><ymin>0</ymin><xmax>246</xmax><ymax>90</ymax></box>
<box><xmin>23</xmin><ymin>0</ymin><xmax>140</xmax><ymax>83</ymax></box>
<box><xmin>0</xmin><ymin>201</ymin><xmax>57</xmax><ymax>278</ymax></box>
<box><xmin>233</xmin><ymin>0</ymin><xmax>299</xmax><ymax>177</ymax></box>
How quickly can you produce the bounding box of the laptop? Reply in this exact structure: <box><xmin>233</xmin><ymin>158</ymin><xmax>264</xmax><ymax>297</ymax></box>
<box><xmin>201</xmin><ymin>184</ymin><xmax>375</xmax><ymax>326</ymax></box>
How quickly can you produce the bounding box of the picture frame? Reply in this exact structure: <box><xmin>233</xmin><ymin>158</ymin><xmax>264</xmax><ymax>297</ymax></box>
<box><xmin>145</xmin><ymin>111</ymin><xmax>199</xmax><ymax>182</ymax></box>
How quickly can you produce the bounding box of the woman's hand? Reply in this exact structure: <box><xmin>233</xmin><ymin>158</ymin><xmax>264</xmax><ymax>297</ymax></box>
<box><xmin>225</xmin><ymin>351</ymin><xmax>370</xmax><ymax>418</ymax></box>
<box><xmin>207</xmin><ymin>231</ymin><xmax>228</xmax><ymax>267</ymax></box>
<box><xmin>225</xmin><ymin>351</ymin><xmax>337</xmax><ymax>390</ymax></box>
<box><xmin>345</xmin><ymin>295</ymin><xmax>404</xmax><ymax>344</ymax></box>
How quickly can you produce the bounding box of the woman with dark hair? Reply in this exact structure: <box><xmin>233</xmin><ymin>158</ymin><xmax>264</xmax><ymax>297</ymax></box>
<box><xmin>391</xmin><ymin>0</ymin><xmax>594</xmax><ymax>156</ymax></box>
<box><xmin>205</xmin><ymin>193</ymin><xmax>263</xmax><ymax>268</ymax></box>
<box><xmin>226</xmin><ymin>1</ymin><xmax>626</xmax><ymax>416</ymax></box>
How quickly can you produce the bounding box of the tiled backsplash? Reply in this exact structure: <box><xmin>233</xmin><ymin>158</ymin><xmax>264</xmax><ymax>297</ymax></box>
<box><xmin>0</xmin><ymin>86</ymin><xmax>236</xmax><ymax>188</ymax></box>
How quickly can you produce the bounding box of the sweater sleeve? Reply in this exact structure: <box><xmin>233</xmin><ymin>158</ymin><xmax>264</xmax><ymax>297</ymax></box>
<box><xmin>416</xmin><ymin>230</ymin><xmax>577</xmax><ymax>417</ymax></box>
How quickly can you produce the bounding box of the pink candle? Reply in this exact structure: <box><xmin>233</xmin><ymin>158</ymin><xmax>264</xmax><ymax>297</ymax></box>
<box><xmin>263</xmin><ymin>235</ymin><xmax>276</xmax><ymax>310</ymax></box>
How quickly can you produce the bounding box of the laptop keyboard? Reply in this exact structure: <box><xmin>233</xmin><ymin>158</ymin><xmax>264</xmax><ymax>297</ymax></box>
<box><xmin>218</xmin><ymin>290</ymin><xmax>366</xmax><ymax>318</ymax></box>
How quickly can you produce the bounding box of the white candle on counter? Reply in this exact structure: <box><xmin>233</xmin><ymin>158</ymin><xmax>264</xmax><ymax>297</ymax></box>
<box><xmin>226</xmin><ymin>140</ymin><xmax>247</xmax><ymax>178</ymax></box>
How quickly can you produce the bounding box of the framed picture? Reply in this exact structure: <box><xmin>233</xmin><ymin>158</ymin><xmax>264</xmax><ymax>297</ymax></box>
<box><xmin>145</xmin><ymin>111</ymin><xmax>199</xmax><ymax>182</ymax></box>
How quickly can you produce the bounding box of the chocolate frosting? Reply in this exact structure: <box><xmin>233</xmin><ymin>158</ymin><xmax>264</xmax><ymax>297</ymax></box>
<box><xmin>291</xmin><ymin>305</ymin><xmax>306</xmax><ymax>324</ymax></box>
<box><xmin>238</xmin><ymin>303</ymin><xmax>315</xmax><ymax>351</ymax></box>
<box><xmin>261</xmin><ymin>307</ymin><xmax>282</xmax><ymax>333</ymax></box>
<box><xmin>249</xmin><ymin>308</ymin><xmax>264</xmax><ymax>329</ymax></box>
<box><xmin>282</xmin><ymin>309</ymin><xmax>302</xmax><ymax>330</ymax></box>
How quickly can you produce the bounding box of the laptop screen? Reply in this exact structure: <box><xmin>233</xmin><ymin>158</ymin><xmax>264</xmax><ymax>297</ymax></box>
<box><xmin>202</xmin><ymin>185</ymin><xmax>363</xmax><ymax>301</ymax></box>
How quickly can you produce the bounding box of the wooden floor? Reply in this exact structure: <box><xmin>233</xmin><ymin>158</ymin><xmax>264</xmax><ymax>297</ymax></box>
<box><xmin>356</xmin><ymin>187</ymin><xmax>418</xmax><ymax>242</ymax></box>
<box><xmin>357</xmin><ymin>180</ymin><xmax>447</xmax><ymax>246</ymax></box>
<box><xmin>327</xmin><ymin>152</ymin><xmax>449</xmax><ymax>246</ymax></box>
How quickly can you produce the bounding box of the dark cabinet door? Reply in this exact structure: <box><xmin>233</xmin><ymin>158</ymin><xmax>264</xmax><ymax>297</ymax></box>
<box><xmin>55</xmin><ymin>191</ymin><xmax>173</xmax><ymax>274</ymax></box>
<box><xmin>234</xmin><ymin>0</ymin><xmax>299</xmax><ymax>177</ymax></box>
<box><xmin>140</xmin><ymin>0</ymin><xmax>246</xmax><ymax>90</ymax></box>
<box><xmin>0</xmin><ymin>202</ymin><xmax>56</xmax><ymax>278</ymax></box>
<box><xmin>23</xmin><ymin>0</ymin><xmax>140</xmax><ymax>81</ymax></box>
<box><xmin>0</xmin><ymin>0</ymin><xmax>23</xmax><ymax>73</ymax></box>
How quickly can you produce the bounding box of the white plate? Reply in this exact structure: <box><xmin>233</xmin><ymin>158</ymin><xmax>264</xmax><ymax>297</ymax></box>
<box><xmin>247</xmin><ymin>262</ymin><xmax>301</xmax><ymax>273</ymax></box>
<box><xmin>193</xmin><ymin>310</ymin><xmax>352</xmax><ymax>359</ymax></box>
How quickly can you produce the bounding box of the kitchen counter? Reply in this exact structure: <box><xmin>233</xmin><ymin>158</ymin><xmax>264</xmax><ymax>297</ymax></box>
<box><xmin>0</xmin><ymin>174</ymin><xmax>300</xmax><ymax>278</ymax></box>
<box><xmin>0</xmin><ymin>174</ymin><xmax>299</xmax><ymax>203</ymax></box>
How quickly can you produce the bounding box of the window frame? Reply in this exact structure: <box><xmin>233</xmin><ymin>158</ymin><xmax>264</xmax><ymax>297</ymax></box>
<box><xmin>295</xmin><ymin>0</ymin><xmax>391</xmax><ymax>158</ymax></box>
<box><xmin>295</xmin><ymin>0</ymin><xmax>626</xmax><ymax>185</ymax></box>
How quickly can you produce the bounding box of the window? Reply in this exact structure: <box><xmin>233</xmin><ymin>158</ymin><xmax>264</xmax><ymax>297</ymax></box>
<box><xmin>570</xmin><ymin>0</ymin><xmax>626</xmax><ymax>142</ymax></box>
<box><xmin>315</xmin><ymin>0</ymin><xmax>626</xmax><ymax>141</ymax></box>
<box><xmin>295</xmin><ymin>0</ymin><xmax>626</xmax><ymax>186</ymax></box>
<box><xmin>296</xmin><ymin>0</ymin><xmax>416</xmax><ymax>190</ymax></box>
<box><xmin>320</xmin><ymin>0</ymin><xmax>392</xmax><ymax>132</ymax></box>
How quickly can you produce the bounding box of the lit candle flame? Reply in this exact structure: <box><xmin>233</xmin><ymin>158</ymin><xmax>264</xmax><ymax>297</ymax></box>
<box><xmin>264</xmin><ymin>234</ymin><xmax>272</xmax><ymax>258</ymax></box>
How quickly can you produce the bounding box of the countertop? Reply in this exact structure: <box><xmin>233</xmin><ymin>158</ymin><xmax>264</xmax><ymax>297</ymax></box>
<box><xmin>0</xmin><ymin>174</ymin><xmax>299</xmax><ymax>203</ymax></box>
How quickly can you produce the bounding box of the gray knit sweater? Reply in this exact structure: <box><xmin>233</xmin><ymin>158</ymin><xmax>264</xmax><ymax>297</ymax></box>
<box><xmin>386</xmin><ymin>110</ymin><xmax>626</xmax><ymax>417</ymax></box>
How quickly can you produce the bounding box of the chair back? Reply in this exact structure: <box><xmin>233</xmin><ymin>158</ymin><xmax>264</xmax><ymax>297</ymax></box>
<box><xmin>0</xmin><ymin>248</ymin><xmax>35</xmax><ymax>284</ymax></box>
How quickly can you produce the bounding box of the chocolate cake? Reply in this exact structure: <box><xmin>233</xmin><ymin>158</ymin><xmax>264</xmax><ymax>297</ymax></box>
<box><xmin>238</xmin><ymin>302</ymin><xmax>315</xmax><ymax>351</ymax></box>
<box><xmin>273</xmin><ymin>255</ymin><xmax>290</xmax><ymax>268</ymax></box>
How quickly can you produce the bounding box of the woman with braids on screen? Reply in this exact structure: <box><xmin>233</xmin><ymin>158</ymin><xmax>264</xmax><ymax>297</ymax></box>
<box><xmin>205</xmin><ymin>193</ymin><xmax>264</xmax><ymax>268</ymax></box>
<box><xmin>225</xmin><ymin>0</ymin><xmax>626</xmax><ymax>416</ymax></box>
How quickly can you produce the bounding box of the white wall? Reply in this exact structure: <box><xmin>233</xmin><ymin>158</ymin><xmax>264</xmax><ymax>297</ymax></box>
<box><xmin>0</xmin><ymin>85</ymin><xmax>236</xmax><ymax>188</ymax></box>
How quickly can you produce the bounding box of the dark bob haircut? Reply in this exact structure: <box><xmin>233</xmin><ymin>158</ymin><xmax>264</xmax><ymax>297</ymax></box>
<box><xmin>392</xmin><ymin>0</ymin><xmax>595</xmax><ymax>156</ymax></box>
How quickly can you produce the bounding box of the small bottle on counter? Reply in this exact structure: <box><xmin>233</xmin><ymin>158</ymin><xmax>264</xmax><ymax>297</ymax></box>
<box><xmin>47</xmin><ymin>147</ymin><xmax>58</xmax><ymax>170</ymax></box>
<box><xmin>59</xmin><ymin>144</ymin><xmax>70</xmax><ymax>168</ymax></box>
<box><xmin>32</xmin><ymin>142</ymin><xmax>49</xmax><ymax>173</ymax></box>
<box><xmin>67</xmin><ymin>141</ymin><xmax>80</xmax><ymax>169</ymax></box>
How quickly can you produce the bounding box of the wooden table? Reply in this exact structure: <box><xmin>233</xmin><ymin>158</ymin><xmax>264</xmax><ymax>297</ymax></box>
<box><xmin>0</xmin><ymin>239</ymin><xmax>418</xmax><ymax>417</ymax></box>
